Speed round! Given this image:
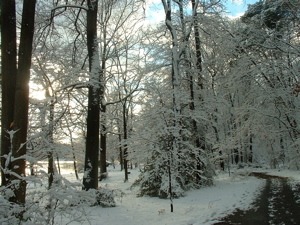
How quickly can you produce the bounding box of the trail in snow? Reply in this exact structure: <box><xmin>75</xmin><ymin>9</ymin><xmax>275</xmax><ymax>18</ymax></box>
<box><xmin>215</xmin><ymin>172</ymin><xmax>300</xmax><ymax>225</ymax></box>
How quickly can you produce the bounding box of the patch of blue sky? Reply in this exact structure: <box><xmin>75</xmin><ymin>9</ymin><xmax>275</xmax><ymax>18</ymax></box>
<box><xmin>145</xmin><ymin>0</ymin><xmax>260</xmax><ymax>23</ymax></box>
<box><xmin>145</xmin><ymin>0</ymin><xmax>165</xmax><ymax>25</ymax></box>
<box><xmin>226</xmin><ymin>0</ymin><xmax>259</xmax><ymax>17</ymax></box>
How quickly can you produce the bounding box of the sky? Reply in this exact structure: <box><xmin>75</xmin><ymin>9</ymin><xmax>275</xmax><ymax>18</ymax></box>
<box><xmin>146</xmin><ymin>0</ymin><xmax>260</xmax><ymax>23</ymax></box>
<box><xmin>226</xmin><ymin>0</ymin><xmax>259</xmax><ymax>18</ymax></box>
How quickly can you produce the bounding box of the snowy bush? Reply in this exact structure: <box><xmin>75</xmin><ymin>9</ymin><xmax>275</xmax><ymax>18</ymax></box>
<box><xmin>0</xmin><ymin>193</ymin><xmax>27</xmax><ymax>225</ymax></box>
<box><xmin>93</xmin><ymin>188</ymin><xmax>116</xmax><ymax>207</ymax></box>
<box><xmin>0</xmin><ymin>173</ymin><xmax>118</xmax><ymax>225</ymax></box>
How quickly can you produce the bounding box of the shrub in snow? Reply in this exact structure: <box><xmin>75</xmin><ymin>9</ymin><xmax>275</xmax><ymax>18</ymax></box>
<box><xmin>99</xmin><ymin>172</ymin><xmax>108</xmax><ymax>181</ymax></box>
<box><xmin>0</xmin><ymin>174</ymin><xmax>119</xmax><ymax>224</ymax></box>
<box><xmin>0</xmin><ymin>195</ymin><xmax>27</xmax><ymax>225</ymax></box>
<box><xmin>93</xmin><ymin>188</ymin><xmax>116</xmax><ymax>207</ymax></box>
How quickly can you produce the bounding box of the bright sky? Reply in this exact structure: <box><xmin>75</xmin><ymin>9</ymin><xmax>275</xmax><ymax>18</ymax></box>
<box><xmin>226</xmin><ymin>0</ymin><xmax>259</xmax><ymax>18</ymax></box>
<box><xmin>146</xmin><ymin>0</ymin><xmax>260</xmax><ymax>23</ymax></box>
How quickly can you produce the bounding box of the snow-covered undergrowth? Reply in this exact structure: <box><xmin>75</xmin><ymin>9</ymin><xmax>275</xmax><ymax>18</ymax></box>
<box><xmin>0</xmin><ymin>173</ymin><xmax>117</xmax><ymax>225</ymax></box>
<box><xmin>54</xmin><ymin>166</ymin><xmax>265</xmax><ymax>225</ymax></box>
<box><xmin>1</xmin><ymin>166</ymin><xmax>275</xmax><ymax>225</ymax></box>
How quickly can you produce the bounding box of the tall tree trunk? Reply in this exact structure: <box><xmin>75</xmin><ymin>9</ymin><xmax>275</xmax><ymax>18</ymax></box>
<box><xmin>56</xmin><ymin>155</ymin><xmax>61</xmax><ymax>174</ymax></box>
<box><xmin>10</xmin><ymin>0</ymin><xmax>36</xmax><ymax>204</ymax></box>
<box><xmin>100</xmin><ymin>102</ymin><xmax>107</xmax><ymax>179</ymax></box>
<box><xmin>191</xmin><ymin>0</ymin><xmax>203</xmax><ymax>88</ymax></box>
<box><xmin>99</xmin><ymin>54</ymin><xmax>107</xmax><ymax>179</ymax></box>
<box><xmin>178</xmin><ymin>0</ymin><xmax>204</xmax><ymax>182</ymax></box>
<box><xmin>118</xmin><ymin>123</ymin><xmax>124</xmax><ymax>171</ymax></box>
<box><xmin>46</xmin><ymin>89</ymin><xmax>55</xmax><ymax>189</ymax></box>
<box><xmin>191</xmin><ymin>0</ymin><xmax>206</xmax><ymax>180</ymax></box>
<box><xmin>73</xmin><ymin>153</ymin><xmax>79</xmax><ymax>180</ymax></box>
<box><xmin>0</xmin><ymin>0</ymin><xmax>17</xmax><ymax>187</ymax></box>
<box><xmin>123</xmin><ymin>102</ymin><xmax>129</xmax><ymax>182</ymax></box>
<box><xmin>83</xmin><ymin>0</ymin><xmax>101</xmax><ymax>190</ymax></box>
<box><xmin>249</xmin><ymin>133</ymin><xmax>253</xmax><ymax>163</ymax></box>
<box><xmin>162</xmin><ymin>0</ymin><xmax>182</xmax><ymax>212</ymax></box>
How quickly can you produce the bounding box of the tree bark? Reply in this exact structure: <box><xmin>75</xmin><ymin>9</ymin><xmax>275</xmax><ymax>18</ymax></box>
<box><xmin>10</xmin><ymin>0</ymin><xmax>36</xmax><ymax>204</ymax></box>
<box><xmin>123</xmin><ymin>102</ymin><xmax>129</xmax><ymax>182</ymax></box>
<box><xmin>162</xmin><ymin>0</ymin><xmax>180</xmax><ymax>212</ymax></box>
<box><xmin>99</xmin><ymin>52</ymin><xmax>107</xmax><ymax>179</ymax></box>
<box><xmin>0</xmin><ymin>0</ymin><xmax>17</xmax><ymax>186</ymax></box>
<box><xmin>192</xmin><ymin>0</ymin><xmax>206</xmax><ymax>176</ymax></box>
<box><xmin>46</xmin><ymin>90</ymin><xmax>55</xmax><ymax>189</ymax></box>
<box><xmin>118</xmin><ymin>123</ymin><xmax>124</xmax><ymax>171</ymax></box>
<box><xmin>191</xmin><ymin>0</ymin><xmax>203</xmax><ymax>88</ymax></box>
<box><xmin>99</xmin><ymin>102</ymin><xmax>107</xmax><ymax>179</ymax></box>
<box><xmin>83</xmin><ymin>0</ymin><xmax>101</xmax><ymax>190</ymax></box>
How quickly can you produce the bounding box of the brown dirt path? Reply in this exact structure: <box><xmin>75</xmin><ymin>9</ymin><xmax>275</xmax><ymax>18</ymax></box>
<box><xmin>214</xmin><ymin>172</ymin><xmax>300</xmax><ymax>225</ymax></box>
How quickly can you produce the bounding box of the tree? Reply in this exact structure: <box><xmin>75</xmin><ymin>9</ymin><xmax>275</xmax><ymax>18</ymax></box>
<box><xmin>133</xmin><ymin>0</ymin><xmax>220</xmax><ymax>211</ymax></box>
<box><xmin>97</xmin><ymin>0</ymin><xmax>142</xmax><ymax>180</ymax></box>
<box><xmin>11</xmin><ymin>0</ymin><xmax>36</xmax><ymax>205</ymax></box>
<box><xmin>203</xmin><ymin>0</ymin><xmax>300</xmax><ymax>170</ymax></box>
<box><xmin>1</xmin><ymin>0</ymin><xmax>17</xmax><ymax>187</ymax></box>
<box><xmin>34</xmin><ymin>0</ymin><xmax>146</xmax><ymax>189</ymax></box>
<box><xmin>82</xmin><ymin>0</ymin><xmax>102</xmax><ymax>190</ymax></box>
<box><xmin>0</xmin><ymin>0</ymin><xmax>36</xmax><ymax>205</ymax></box>
<box><xmin>240</xmin><ymin>0</ymin><xmax>300</xmax><ymax>169</ymax></box>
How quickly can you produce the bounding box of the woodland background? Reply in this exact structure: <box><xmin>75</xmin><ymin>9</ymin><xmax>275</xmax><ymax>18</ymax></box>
<box><xmin>0</xmin><ymin>0</ymin><xmax>299</xmax><ymax>223</ymax></box>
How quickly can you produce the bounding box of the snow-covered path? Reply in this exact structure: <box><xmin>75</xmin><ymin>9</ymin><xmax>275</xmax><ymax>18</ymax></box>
<box><xmin>215</xmin><ymin>172</ymin><xmax>300</xmax><ymax>225</ymax></box>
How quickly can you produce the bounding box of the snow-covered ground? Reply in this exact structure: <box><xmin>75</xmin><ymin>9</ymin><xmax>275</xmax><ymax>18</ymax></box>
<box><xmin>59</xmin><ymin>166</ymin><xmax>267</xmax><ymax>225</ymax></box>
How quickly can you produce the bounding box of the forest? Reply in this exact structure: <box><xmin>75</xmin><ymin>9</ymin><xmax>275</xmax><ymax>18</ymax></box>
<box><xmin>0</xmin><ymin>0</ymin><xmax>299</xmax><ymax>224</ymax></box>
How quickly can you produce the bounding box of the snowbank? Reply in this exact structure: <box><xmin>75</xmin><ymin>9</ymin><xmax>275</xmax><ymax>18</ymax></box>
<box><xmin>61</xmin><ymin>167</ymin><xmax>265</xmax><ymax>225</ymax></box>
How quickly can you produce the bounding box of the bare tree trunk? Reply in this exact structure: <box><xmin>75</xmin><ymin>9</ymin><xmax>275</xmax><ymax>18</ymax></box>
<box><xmin>177</xmin><ymin>0</ymin><xmax>204</xmax><ymax>182</ymax></box>
<box><xmin>0</xmin><ymin>0</ymin><xmax>17</xmax><ymax>187</ymax></box>
<box><xmin>100</xmin><ymin>102</ymin><xmax>107</xmax><ymax>180</ymax></box>
<box><xmin>73</xmin><ymin>152</ymin><xmax>79</xmax><ymax>180</ymax></box>
<box><xmin>99</xmin><ymin>51</ymin><xmax>107</xmax><ymax>179</ymax></box>
<box><xmin>10</xmin><ymin>0</ymin><xmax>36</xmax><ymax>204</ymax></box>
<box><xmin>162</xmin><ymin>0</ymin><xmax>182</xmax><ymax>213</ymax></box>
<box><xmin>46</xmin><ymin>90</ymin><xmax>55</xmax><ymax>189</ymax></box>
<box><xmin>83</xmin><ymin>0</ymin><xmax>101</xmax><ymax>190</ymax></box>
<box><xmin>118</xmin><ymin>124</ymin><xmax>124</xmax><ymax>171</ymax></box>
<box><xmin>249</xmin><ymin>134</ymin><xmax>253</xmax><ymax>163</ymax></box>
<box><xmin>56</xmin><ymin>155</ymin><xmax>61</xmax><ymax>174</ymax></box>
<box><xmin>191</xmin><ymin>0</ymin><xmax>203</xmax><ymax>88</ymax></box>
<box><xmin>123</xmin><ymin>103</ymin><xmax>129</xmax><ymax>182</ymax></box>
<box><xmin>191</xmin><ymin>0</ymin><xmax>206</xmax><ymax>180</ymax></box>
<box><xmin>168</xmin><ymin>154</ymin><xmax>173</xmax><ymax>212</ymax></box>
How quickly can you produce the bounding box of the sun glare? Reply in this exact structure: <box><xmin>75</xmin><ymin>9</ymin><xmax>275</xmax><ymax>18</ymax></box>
<box><xmin>29</xmin><ymin>81</ymin><xmax>46</xmax><ymax>100</ymax></box>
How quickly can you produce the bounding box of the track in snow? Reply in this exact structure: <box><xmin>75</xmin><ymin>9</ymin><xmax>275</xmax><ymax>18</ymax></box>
<box><xmin>214</xmin><ymin>172</ymin><xmax>300</xmax><ymax>225</ymax></box>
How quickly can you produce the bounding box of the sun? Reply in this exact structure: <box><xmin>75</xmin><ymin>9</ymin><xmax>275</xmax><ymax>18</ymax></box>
<box><xmin>29</xmin><ymin>81</ymin><xmax>46</xmax><ymax>100</ymax></box>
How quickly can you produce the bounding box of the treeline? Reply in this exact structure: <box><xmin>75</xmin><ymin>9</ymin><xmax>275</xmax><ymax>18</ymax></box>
<box><xmin>0</xmin><ymin>0</ymin><xmax>299</xmax><ymax>222</ymax></box>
